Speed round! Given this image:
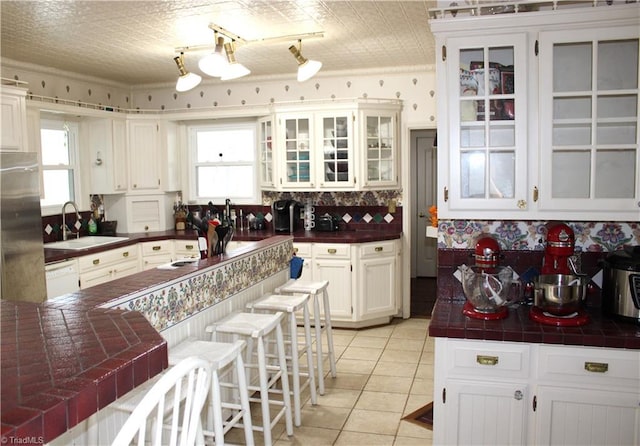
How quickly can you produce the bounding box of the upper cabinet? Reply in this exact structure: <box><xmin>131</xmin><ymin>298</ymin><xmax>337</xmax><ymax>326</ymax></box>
<box><xmin>127</xmin><ymin>118</ymin><xmax>180</xmax><ymax>194</ymax></box>
<box><xmin>258</xmin><ymin>117</ymin><xmax>275</xmax><ymax>189</ymax></box>
<box><xmin>88</xmin><ymin>118</ymin><xmax>128</xmax><ymax>194</ymax></box>
<box><xmin>431</xmin><ymin>4</ymin><xmax>640</xmax><ymax>221</ymax></box>
<box><xmin>267</xmin><ymin>100</ymin><xmax>401</xmax><ymax>192</ymax></box>
<box><xmin>1</xmin><ymin>85</ymin><xmax>28</xmax><ymax>152</ymax></box>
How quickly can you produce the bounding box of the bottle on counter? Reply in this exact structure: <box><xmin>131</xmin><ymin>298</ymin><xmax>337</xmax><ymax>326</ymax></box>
<box><xmin>88</xmin><ymin>214</ymin><xmax>98</xmax><ymax>234</ymax></box>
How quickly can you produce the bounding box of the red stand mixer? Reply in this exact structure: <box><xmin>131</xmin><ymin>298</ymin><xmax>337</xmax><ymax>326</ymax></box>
<box><xmin>531</xmin><ymin>223</ymin><xmax>589</xmax><ymax>326</ymax></box>
<box><xmin>462</xmin><ymin>235</ymin><xmax>512</xmax><ymax>320</ymax></box>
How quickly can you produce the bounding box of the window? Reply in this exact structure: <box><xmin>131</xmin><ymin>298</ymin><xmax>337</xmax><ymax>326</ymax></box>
<box><xmin>188</xmin><ymin>121</ymin><xmax>258</xmax><ymax>204</ymax></box>
<box><xmin>40</xmin><ymin>118</ymin><xmax>79</xmax><ymax>212</ymax></box>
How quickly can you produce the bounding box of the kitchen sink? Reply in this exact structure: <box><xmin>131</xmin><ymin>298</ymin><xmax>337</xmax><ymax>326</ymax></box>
<box><xmin>45</xmin><ymin>236</ymin><xmax>130</xmax><ymax>250</ymax></box>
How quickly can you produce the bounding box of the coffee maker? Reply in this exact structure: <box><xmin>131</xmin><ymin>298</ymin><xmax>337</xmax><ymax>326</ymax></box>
<box><xmin>273</xmin><ymin>200</ymin><xmax>301</xmax><ymax>233</ymax></box>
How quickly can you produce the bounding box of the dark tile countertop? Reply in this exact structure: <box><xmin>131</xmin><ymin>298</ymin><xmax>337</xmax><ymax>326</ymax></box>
<box><xmin>428</xmin><ymin>298</ymin><xmax>640</xmax><ymax>349</ymax></box>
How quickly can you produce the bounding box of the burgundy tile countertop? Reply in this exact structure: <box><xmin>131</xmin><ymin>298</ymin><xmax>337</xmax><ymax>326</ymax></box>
<box><xmin>428</xmin><ymin>298</ymin><xmax>640</xmax><ymax>349</ymax></box>
<box><xmin>234</xmin><ymin>228</ymin><xmax>402</xmax><ymax>243</ymax></box>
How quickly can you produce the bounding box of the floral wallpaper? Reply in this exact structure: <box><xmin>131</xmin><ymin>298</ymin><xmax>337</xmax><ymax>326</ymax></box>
<box><xmin>437</xmin><ymin>220</ymin><xmax>639</xmax><ymax>252</ymax></box>
<box><xmin>262</xmin><ymin>190</ymin><xmax>402</xmax><ymax>206</ymax></box>
<box><xmin>114</xmin><ymin>240</ymin><xmax>292</xmax><ymax>332</ymax></box>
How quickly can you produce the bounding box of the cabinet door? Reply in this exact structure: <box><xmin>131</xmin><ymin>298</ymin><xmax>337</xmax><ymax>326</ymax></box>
<box><xmin>110</xmin><ymin>259</ymin><xmax>139</xmax><ymax>281</ymax></box>
<box><xmin>534</xmin><ymin>386</ymin><xmax>640</xmax><ymax>446</ymax></box>
<box><xmin>279</xmin><ymin>114</ymin><xmax>314</xmax><ymax>188</ymax></box>
<box><xmin>89</xmin><ymin>118</ymin><xmax>127</xmax><ymax>193</ymax></box>
<box><xmin>358</xmin><ymin>253</ymin><xmax>396</xmax><ymax>320</ymax></box>
<box><xmin>362</xmin><ymin>111</ymin><xmax>399</xmax><ymax>188</ymax></box>
<box><xmin>443</xmin><ymin>380</ymin><xmax>528</xmax><ymax>446</ymax></box>
<box><xmin>259</xmin><ymin>116</ymin><xmax>276</xmax><ymax>188</ymax></box>
<box><xmin>317</xmin><ymin>112</ymin><xmax>355</xmax><ymax>189</ymax></box>
<box><xmin>443</xmin><ymin>34</ymin><xmax>528</xmax><ymax>215</ymax></box>
<box><xmin>312</xmin><ymin>258</ymin><xmax>352</xmax><ymax>321</ymax></box>
<box><xmin>538</xmin><ymin>27</ymin><xmax>639</xmax><ymax>218</ymax></box>
<box><xmin>1</xmin><ymin>88</ymin><xmax>27</xmax><ymax>151</ymax></box>
<box><xmin>128</xmin><ymin>120</ymin><xmax>160</xmax><ymax>191</ymax></box>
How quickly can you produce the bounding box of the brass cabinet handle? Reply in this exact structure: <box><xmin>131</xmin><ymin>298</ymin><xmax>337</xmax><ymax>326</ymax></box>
<box><xmin>152</xmin><ymin>246</ymin><xmax>161</xmax><ymax>251</ymax></box>
<box><xmin>185</xmin><ymin>244</ymin><xmax>194</xmax><ymax>250</ymax></box>
<box><xmin>444</xmin><ymin>186</ymin><xmax>449</xmax><ymax>202</ymax></box>
<box><xmin>584</xmin><ymin>362</ymin><xmax>608</xmax><ymax>373</ymax></box>
<box><xmin>123</xmin><ymin>251</ymin><xmax>129</xmax><ymax>257</ymax></box>
<box><xmin>375</xmin><ymin>246</ymin><xmax>383</xmax><ymax>252</ymax></box>
<box><xmin>93</xmin><ymin>259</ymin><xmax>100</xmax><ymax>265</ymax></box>
<box><xmin>328</xmin><ymin>248</ymin><xmax>337</xmax><ymax>254</ymax></box>
<box><xmin>477</xmin><ymin>355</ymin><xmax>499</xmax><ymax>366</ymax></box>
<box><xmin>294</xmin><ymin>247</ymin><xmax>299</xmax><ymax>253</ymax></box>
<box><xmin>533</xmin><ymin>186</ymin><xmax>539</xmax><ymax>202</ymax></box>
<box><xmin>144</xmin><ymin>225</ymin><xmax>149</xmax><ymax>231</ymax></box>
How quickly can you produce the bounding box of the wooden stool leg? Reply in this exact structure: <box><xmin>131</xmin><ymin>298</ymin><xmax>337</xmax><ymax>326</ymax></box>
<box><xmin>303</xmin><ymin>303</ymin><xmax>317</xmax><ymax>405</ymax></box>
<box><xmin>235</xmin><ymin>353</ymin><xmax>254</xmax><ymax>446</ymax></box>
<box><xmin>313</xmin><ymin>294</ymin><xmax>326</xmax><ymax>395</ymax></box>
<box><xmin>276</xmin><ymin>323</ymin><xmax>294</xmax><ymax>436</ymax></box>
<box><xmin>323</xmin><ymin>289</ymin><xmax>338</xmax><ymax>378</ymax></box>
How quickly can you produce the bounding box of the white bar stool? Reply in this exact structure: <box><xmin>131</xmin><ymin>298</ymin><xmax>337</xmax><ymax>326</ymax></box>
<box><xmin>169</xmin><ymin>339</ymin><xmax>254</xmax><ymax>446</ymax></box>
<box><xmin>206</xmin><ymin>311</ymin><xmax>294</xmax><ymax>446</ymax></box>
<box><xmin>247</xmin><ymin>293</ymin><xmax>317</xmax><ymax>427</ymax></box>
<box><xmin>275</xmin><ymin>279</ymin><xmax>337</xmax><ymax>395</ymax></box>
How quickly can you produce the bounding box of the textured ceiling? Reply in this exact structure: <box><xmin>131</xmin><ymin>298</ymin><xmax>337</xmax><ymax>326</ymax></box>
<box><xmin>0</xmin><ymin>0</ymin><xmax>437</xmax><ymax>87</ymax></box>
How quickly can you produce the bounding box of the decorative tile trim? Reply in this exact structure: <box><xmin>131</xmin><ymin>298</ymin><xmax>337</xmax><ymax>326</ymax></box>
<box><xmin>436</xmin><ymin>220</ymin><xmax>639</xmax><ymax>252</ymax></box>
<box><xmin>262</xmin><ymin>190</ymin><xmax>403</xmax><ymax>206</ymax></box>
<box><xmin>108</xmin><ymin>240</ymin><xmax>292</xmax><ymax>332</ymax></box>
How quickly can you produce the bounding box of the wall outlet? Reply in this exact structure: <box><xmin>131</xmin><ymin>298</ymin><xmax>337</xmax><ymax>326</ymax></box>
<box><xmin>388</xmin><ymin>199</ymin><xmax>396</xmax><ymax>213</ymax></box>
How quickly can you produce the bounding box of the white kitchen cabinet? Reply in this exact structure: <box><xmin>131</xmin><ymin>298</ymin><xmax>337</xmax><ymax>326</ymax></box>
<box><xmin>88</xmin><ymin>118</ymin><xmax>128</xmax><ymax>194</ymax></box>
<box><xmin>127</xmin><ymin>118</ymin><xmax>180</xmax><ymax>193</ymax></box>
<box><xmin>433</xmin><ymin>338</ymin><xmax>640</xmax><ymax>446</ymax></box>
<box><xmin>104</xmin><ymin>193</ymin><xmax>175</xmax><ymax>233</ymax></box>
<box><xmin>538</xmin><ymin>26</ymin><xmax>640</xmax><ymax>219</ymax></box>
<box><xmin>274</xmin><ymin>100</ymin><xmax>401</xmax><ymax>191</ymax></box>
<box><xmin>258</xmin><ymin>116</ymin><xmax>276</xmax><ymax>189</ymax></box>
<box><xmin>174</xmin><ymin>239</ymin><xmax>201</xmax><ymax>259</ymax></box>
<box><xmin>431</xmin><ymin>4</ymin><xmax>640</xmax><ymax>221</ymax></box>
<box><xmin>292</xmin><ymin>242</ymin><xmax>313</xmax><ymax>280</ymax></box>
<box><xmin>312</xmin><ymin>243</ymin><xmax>353</xmax><ymax>321</ymax></box>
<box><xmin>1</xmin><ymin>85</ymin><xmax>28</xmax><ymax>152</ymax></box>
<box><xmin>78</xmin><ymin>245</ymin><xmax>139</xmax><ymax>289</ymax></box>
<box><xmin>356</xmin><ymin>240</ymin><xmax>398</xmax><ymax>321</ymax></box>
<box><xmin>139</xmin><ymin>240</ymin><xmax>173</xmax><ymax>270</ymax></box>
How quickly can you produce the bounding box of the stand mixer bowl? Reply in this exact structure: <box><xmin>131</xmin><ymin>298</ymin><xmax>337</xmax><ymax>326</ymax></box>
<box><xmin>534</xmin><ymin>274</ymin><xmax>587</xmax><ymax>316</ymax></box>
<box><xmin>462</xmin><ymin>265</ymin><xmax>515</xmax><ymax>313</ymax></box>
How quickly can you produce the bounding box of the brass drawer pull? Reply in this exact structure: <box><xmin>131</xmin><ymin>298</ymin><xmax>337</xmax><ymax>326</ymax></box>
<box><xmin>584</xmin><ymin>362</ymin><xmax>608</xmax><ymax>373</ymax></box>
<box><xmin>123</xmin><ymin>251</ymin><xmax>129</xmax><ymax>257</ymax></box>
<box><xmin>93</xmin><ymin>259</ymin><xmax>100</xmax><ymax>265</ymax></box>
<box><xmin>328</xmin><ymin>248</ymin><xmax>337</xmax><ymax>254</ymax></box>
<box><xmin>375</xmin><ymin>246</ymin><xmax>383</xmax><ymax>252</ymax></box>
<box><xmin>185</xmin><ymin>244</ymin><xmax>194</xmax><ymax>250</ymax></box>
<box><xmin>294</xmin><ymin>247</ymin><xmax>299</xmax><ymax>253</ymax></box>
<box><xmin>477</xmin><ymin>355</ymin><xmax>499</xmax><ymax>366</ymax></box>
<box><xmin>152</xmin><ymin>246</ymin><xmax>161</xmax><ymax>251</ymax></box>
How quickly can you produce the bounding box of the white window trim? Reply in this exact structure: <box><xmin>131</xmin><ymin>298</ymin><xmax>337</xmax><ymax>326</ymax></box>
<box><xmin>187</xmin><ymin>120</ymin><xmax>259</xmax><ymax>205</ymax></box>
<box><xmin>39</xmin><ymin>118</ymin><xmax>81</xmax><ymax>216</ymax></box>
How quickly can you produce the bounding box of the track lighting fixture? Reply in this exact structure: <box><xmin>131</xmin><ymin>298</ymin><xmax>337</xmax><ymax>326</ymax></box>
<box><xmin>289</xmin><ymin>39</ymin><xmax>322</xmax><ymax>82</ymax></box>
<box><xmin>220</xmin><ymin>41</ymin><xmax>251</xmax><ymax>80</ymax></box>
<box><xmin>198</xmin><ymin>34</ymin><xmax>229</xmax><ymax>77</ymax></box>
<box><xmin>174</xmin><ymin>52</ymin><xmax>201</xmax><ymax>92</ymax></box>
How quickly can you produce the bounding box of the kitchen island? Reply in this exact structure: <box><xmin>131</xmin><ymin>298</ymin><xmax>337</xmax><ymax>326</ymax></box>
<box><xmin>1</xmin><ymin>235</ymin><xmax>294</xmax><ymax>445</ymax></box>
<box><xmin>428</xmin><ymin>298</ymin><xmax>640</xmax><ymax>445</ymax></box>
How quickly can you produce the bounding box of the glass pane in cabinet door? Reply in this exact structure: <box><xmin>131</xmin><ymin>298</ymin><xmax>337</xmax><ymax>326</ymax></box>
<box><xmin>379</xmin><ymin>117</ymin><xmax>392</xmax><ymax>138</ymax></box>
<box><xmin>552</xmin><ymin>150</ymin><xmax>591</xmax><ymax>198</ymax></box>
<box><xmin>553</xmin><ymin>123</ymin><xmax>591</xmax><ymax>146</ymax></box>
<box><xmin>598</xmin><ymin>39</ymin><xmax>638</xmax><ymax>90</ymax></box>
<box><xmin>488</xmin><ymin>124</ymin><xmax>515</xmax><ymax>147</ymax></box>
<box><xmin>554</xmin><ymin>42</ymin><xmax>592</xmax><ymax>92</ymax></box>
<box><xmin>380</xmin><ymin>160</ymin><xmax>393</xmax><ymax>181</ymax></box>
<box><xmin>554</xmin><ymin>97</ymin><xmax>591</xmax><ymax>119</ymax></box>
<box><xmin>489</xmin><ymin>151</ymin><xmax>515</xmax><ymax>198</ymax></box>
<box><xmin>460</xmin><ymin>151</ymin><xmax>485</xmax><ymax>198</ymax></box>
<box><xmin>460</xmin><ymin>48</ymin><xmax>483</xmax><ymax>98</ymax></box>
<box><xmin>367</xmin><ymin>161</ymin><xmax>380</xmax><ymax>181</ymax></box>
<box><xmin>460</xmin><ymin>124</ymin><xmax>485</xmax><ymax>148</ymax></box>
<box><xmin>595</xmin><ymin>149</ymin><xmax>636</xmax><ymax>198</ymax></box>
<box><xmin>598</xmin><ymin>95</ymin><xmax>637</xmax><ymax>118</ymax></box>
<box><xmin>597</xmin><ymin>122</ymin><xmax>637</xmax><ymax>145</ymax></box>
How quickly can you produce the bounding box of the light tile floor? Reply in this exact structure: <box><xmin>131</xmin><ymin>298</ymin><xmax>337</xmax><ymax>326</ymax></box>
<box><xmin>227</xmin><ymin>317</ymin><xmax>434</xmax><ymax>445</ymax></box>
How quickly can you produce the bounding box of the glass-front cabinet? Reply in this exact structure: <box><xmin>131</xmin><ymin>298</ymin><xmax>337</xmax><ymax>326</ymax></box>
<box><xmin>258</xmin><ymin>117</ymin><xmax>275</xmax><ymax>189</ymax></box>
<box><xmin>279</xmin><ymin>114</ymin><xmax>313</xmax><ymax>188</ymax></box>
<box><xmin>538</xmin><ymin>26</ymin><xmax>639</xmax><ymax>214</ymax></box>
<box><xmin>444</xmin><ymin>34</ymin><xmax>528</xmax><ymax>215</ymax></box>
<box><xmin>363</xmin><ymin>112</ymin><xmax>398</xmax><ymax>188</ymax></box>
<box><xmin>318</xmin><ymin>113</ymin><xmax>354</xmax><ymax>188</ymax></box>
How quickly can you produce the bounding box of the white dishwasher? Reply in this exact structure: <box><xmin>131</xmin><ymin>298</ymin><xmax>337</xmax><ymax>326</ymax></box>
<box><xmin>45</xmin><ymin>259</ymin><xmax>80</xmax><ymax>299</ymax></box>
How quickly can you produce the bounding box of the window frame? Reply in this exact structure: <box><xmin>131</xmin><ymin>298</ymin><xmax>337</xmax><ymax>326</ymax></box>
<box><xmin>39</xmin><ymin>117</ymin><xmax>81</xmax><ymax>216</ymax></box>
<box><xmin>187</xmin><ymin>120</ymin><xmax>259</xmax><ymax>205</ymax></box>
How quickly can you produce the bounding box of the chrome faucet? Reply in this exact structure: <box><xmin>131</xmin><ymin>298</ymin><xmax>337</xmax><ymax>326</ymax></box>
<box><xmin>62</xmin><ymin>200</ymin><xmax>81</xmax><ymax>240</ymax></box>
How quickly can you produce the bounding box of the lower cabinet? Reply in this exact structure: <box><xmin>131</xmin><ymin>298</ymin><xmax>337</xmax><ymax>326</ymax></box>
<box><xmin>140</xmin><ymin>240</ymin><xmax>173</xmax><ymax>270</ymax></box>
<box><xmin>433</xmin><ymin>338</ymin><xmax>640</xmax><ymax>446</ymax></box>
<box><xmin>78</xmin><ymin>245</ymin><xmax>139</xmax><ymax>289</ymax></box>
<box><xmin>174</xmin><ymin>239</ymin><xmax>201</xmax><ymax>259</ymax></box>
<box><xmin>294</xmin><ymin>239</ymin><xmax>401</xmax><ymax>328</ymax></box>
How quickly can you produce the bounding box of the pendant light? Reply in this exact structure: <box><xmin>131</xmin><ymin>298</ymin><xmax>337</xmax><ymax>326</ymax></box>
<box><xmin>289</xmin><ymin>39</ymin><xmax>322</xmax><ymax>82</ymax></box>
<box><xmin>198</xmin><ymin>35</ymin><xmax>229</xmax><ymax>77</ymax></box>
<box><xmin>220</xmin><ymin>41</ymin><xmax>251</xmax><ymax>80</ymax></box>
<box><xmin>173</xmin><ymin>52</ymin><xmax>201</xmax><ymax>92</ymax></box>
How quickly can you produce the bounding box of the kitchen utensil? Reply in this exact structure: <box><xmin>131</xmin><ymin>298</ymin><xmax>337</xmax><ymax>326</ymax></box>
<box><xmin>533</xmin><ymin>273</ymin><xmax>587</xmax><ymax>316</ymax></box>
<box><xmin>461</xmin><ymin>265</ymin><xmax>515</xmax><ymax>314</ymax></box>
<box><xmin>601</xmin><ymin>246</ymin><xmax>640</xmax><ymax>323</ymax></box>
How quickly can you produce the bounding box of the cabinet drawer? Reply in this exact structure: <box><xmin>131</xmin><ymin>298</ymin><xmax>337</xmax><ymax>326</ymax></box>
<box><xmin>174</xmin><ymin>240</ymin><xmax>199</xmax><ymax>257</ymax></box>
<box><xmin>447</xmin><ymin>340</ymin><xmax>531</xmax><ymax>379</ymax></box>
<box><xmin>538</xmin><ymin>345</ymin><xmax>640</xmax><ymax>388</ymax></box>
<box><xmin>293</xmin><ymin>243</ymin><xmax>312</xmax><ymax>257</ymax></box>
<box><xmin>359</xmin><ymin>240</ymin><xmax>396</xmax><ymax>258</ymax></box>
<box><xmin>78</xmin><ymin>246</ymin><xmax>138</xmax><ymax>272</ymax></box>
<box><xmin>313</xmin><ymin>243</ymin><xmax>350</xmax><ymax>259</ymax></box>
<box><xmin>141</xmin><ymin>240</ymin><xmax>172</xmax><ymax>256</ymax></box>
